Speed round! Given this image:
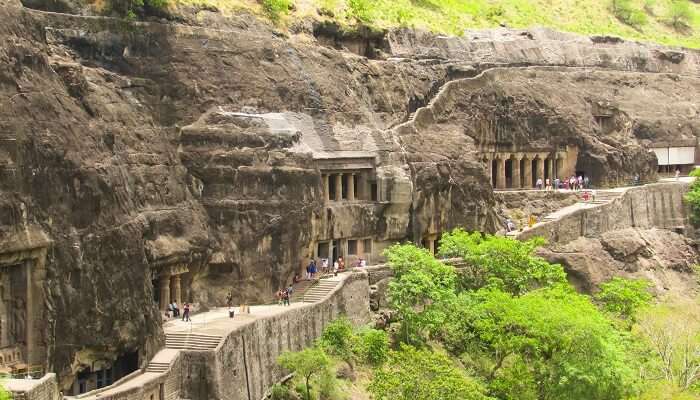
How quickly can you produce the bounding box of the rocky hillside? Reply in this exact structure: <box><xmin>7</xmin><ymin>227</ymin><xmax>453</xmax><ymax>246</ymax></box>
<box><xmin>1</xmin><ymin>0</ymin><xmax>700</xmax><ymax>389</ymax></box>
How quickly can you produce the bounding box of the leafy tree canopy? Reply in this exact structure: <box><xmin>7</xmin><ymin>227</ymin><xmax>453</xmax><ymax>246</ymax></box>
<box><xmin>368</xmin><ymin>344</ymin><xmax>493</xmax><ymax>400</ymax></box>
<box><xmin>595</xmin><ymin>277</ymin><xmax>653</xmax><ymax>320</ymax></box>
<box><xmin>438</xmin><ymin>229</ymin><xmax>567</xmax><ymax>295</ymax></box>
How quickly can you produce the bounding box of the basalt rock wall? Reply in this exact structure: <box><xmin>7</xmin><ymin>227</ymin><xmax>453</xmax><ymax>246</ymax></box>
<box><xmin>2</xmin><ymin>0</ymin><xmax>700</xmax><ymax>388</ymax></box>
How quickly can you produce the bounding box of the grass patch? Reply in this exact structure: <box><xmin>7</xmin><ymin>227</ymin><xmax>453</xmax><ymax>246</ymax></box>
<box><xmin>172</xmin><ymin>0</ymin><xmax>700</xmax><ymax>48</ymax></box>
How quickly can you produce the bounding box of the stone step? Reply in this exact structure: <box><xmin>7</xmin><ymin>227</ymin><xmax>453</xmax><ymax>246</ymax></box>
<box><xmin>145</xmin><ymin>362</ymin><xmax>170</xmax><ymax>373</ymax></box>
<box><xmin>165</xmin><ymin>333</ymin><xmax>222</xmax><ymax>350</ymax></box>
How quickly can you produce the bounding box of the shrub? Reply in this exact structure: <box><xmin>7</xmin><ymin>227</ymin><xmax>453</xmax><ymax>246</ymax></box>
<box><xmin>347</xmin><ymin>0</ymin><xmax>373</xmax><ymax>23</ymax></box>
<box><xmin>320</xmin><ymin>317</ymin><xmax>356</xmax><ymax>369</ymax></box>
<box><xmin>595</xmin><ymin>277</ymin><xmax>653</xmax><ymax>320</ymax></box>
<box><xmin>262</xmin><ymin>0</ymin><xmax>292</xmax><ymax>21</ymax></box>
<box><xmin>270</xmin><ymin>383</ymin><xmax>294</xmax><ymax>400</ymax></box>
<box><xmin>667</xmin><ymin>0</ymin><xmax>693</xmax><ymax>29</ymax></box>
<box><xmin>355</xmin><ymin>329</ymin><xmax>389</xmax><ymax>365</ymax></box>
<box><xmin>109</xmin><ymin>0</ymin><xmax>168</xmax><ymax>17</ymax></box>
<box><xmin>278</xmin><ymin>347</ymin><xmax>330</xmax><ymax>400</ymax></box>
<box><xmin>611</xmin><ymin>0</ymin><xmax>648</xmax><ymax>27</ymax></box>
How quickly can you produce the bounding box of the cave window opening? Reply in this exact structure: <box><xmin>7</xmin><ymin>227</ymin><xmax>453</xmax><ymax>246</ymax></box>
<box><xmin>341</xmin><ymin>174</ymin><xmax>349</xmax><ymax>200</ymax></box>
<box><xmin>370</xmin><ymin>182</ymin><xmax>378</xmax><ymax>201</ymax></box>
<box><xmin>317</xmin><ymin>242</ymin><xmax>330</xmax><ymax>259</ymax></box>
<box><xmin>347</xmin><ymin>240</ymin><xmax>358</xmax><ymax>255</ymax></box>
<box><xmin>363</xmin><ymin>239</ymin><xmax>372</xmax><ymax>255</ymax></box>
<box><xmin>328</xmin><ymin>174</ymin><xmax>337</xmax><ymax>201</ymax></box>
<box><xmin>353</xmin><ymin>174</ymin><xmax>359</xmax><ymax>199</ymax></box>
<box><xmin>491</xmin><ymin>159</ymin><xmax>498</xmax><ymax>187</ymax></box>
<box><xmin>505</xmin><ymin>159</ymin><xmax>513</xmax><ymax>188</ymax></box>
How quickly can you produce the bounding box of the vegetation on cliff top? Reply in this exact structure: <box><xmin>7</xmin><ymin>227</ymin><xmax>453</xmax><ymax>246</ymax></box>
<box><xmin>164</xmin><ymin>0</ymin><xmax>700</xmax><ymax>48</ymax></box>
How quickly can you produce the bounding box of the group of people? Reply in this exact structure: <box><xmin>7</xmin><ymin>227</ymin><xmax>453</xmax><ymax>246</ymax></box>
<box><xmin>303</xmin><ymin>256</ymin><xmax>364</xmax><ymax>280</ymax></box>
<box><xmin>165</xmin><ymin>302</ymin><xmax>191</xmax><ymax>322</ymax></box>
<box><xmin>535</xmin><ymin>175</ymin><xmax>590</xmax><ymax>191</ymax></box>
<box><xmin>276</xmin><ymin>285</ymin><xmax>294</xmax><ymax>306</ymax></box>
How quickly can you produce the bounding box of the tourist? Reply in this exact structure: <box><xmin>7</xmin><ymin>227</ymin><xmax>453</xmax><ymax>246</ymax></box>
<box><xmin>305</xmin><ymin>261</ymin><xmax>312</xmax><ymax>280</ymax></box>
<box><xmin>167</xmin><ymin>303</ymin><xmax>174</xmax><ymax>318</ymax></box>
<box><xmin>287</xmin><ymin>284</ymin><xmax>294</xmax><ymax>298</ymax></box>
<box><xmin>545</xmin><ymin>178</ymin><xmax>551</xmax><ymax>191</ymax></box>
<box><xmin>171</xmin><ymin>302</ymin><xmax>179</xmax><ymax>317</ymax></box>
<box><xmin>676</xmin><ymin>169</ymin><xmax>681</xmax><ymax>181</ymax></box>
<box><xmin>634</xmin><ymin>174</ymin><xmax>640</xmax><ymax>185</ymax></box>
<box><xmin>182</xmin><ymin>303</ymin><xmax>191</xmax><ymax>322</ymax></box>
<box><xmin>569</xmin><ymin>176</ymin><xmax>576</xmax><ymax>191</ymax></box>
<box><xmin>282</xmin><ymin>289</ymin><xmax>290</xmax><ymax>306</ymax></box>
<box><xmin>321</xmin><ymin>258</ymin><xmax>329</xmax><ymax>274</ymax></box>
<box><xmin>338</xmin><ymin>256</ymin><xmax>345</xmax><ymax>271</ymax></box>
<box><xmin>536</xmin><ymin>178</ymin><xmax>543</xmax><ymax>190</ymax></box>
<box><xmin>228</xmin><ymin>306</ymin><xmax>235</xmax><ymax>319</ymax></box>
<box><xmin>310</xmin><ymin>260</ymin><xmax>317</xmax><ymax>279</ymax></box>
<box><xmin>584</xmin><ymin>176</ymin><xmax>590</xmax><ymax>189</ymax></box>
<box><xmin>333</xmin><ymin>259</ymin><xmax>339</xmax><ymax>276</ymax></box>
<box><xmin>359</xmin><ymin>258</ymin><xmax>366</xmax><ymax>268</ymax></box>
<box><xmin>554</xmin><ymin>177</ymin><xmax>560</xmax><ymax>190</ymax></box>
<box><xmin>225</xmin><ymin>291</ymin><xmax>233</xmax><ymax>308</ymax></box>
<box><xmin>293</xmin><ymin>274</ymin><xmax>300</xmax><ymax>284</ymax></box>
<box><xmin>277</xmin><ymin>289</ymin><xmax>284</xmax><ymax>305</ymax></box>
<box><xmin>577</xmin><ymin>175</ymin><xmax>583</xmax><ymax>190</ymax></box>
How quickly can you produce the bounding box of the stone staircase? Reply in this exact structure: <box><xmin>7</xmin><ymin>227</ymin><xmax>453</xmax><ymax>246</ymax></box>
<box><xmin>165</xmin><ymin>333</ymin><xmax>222</xmax><ymax>351</ymax></box>
<box><xmin>292</xmin><ymin>279</ymin><xmax>339</xmax><ymax>303</ymax></box>
<box><xmin>586</xmin><ymin>190</ymin><xmax>623</xmax><ymax>205</ymax></box>
<box><xmin>145</xmin><ymin>361</ymin><xmax>170</xmax><ymax>374</ymax></box>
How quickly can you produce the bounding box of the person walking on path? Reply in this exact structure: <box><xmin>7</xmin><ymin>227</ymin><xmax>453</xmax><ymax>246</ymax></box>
<box><xmin>536</xmin><ymin>178</ymin><xmax>543</xmax><ymax>190</ymax></box>
<box><xmin>333</xmin><ymin>259</ymin><xmax>339</xmax><ymax>276</ymax></box>
<box><xmin>676</xmin><ymin>169</ymin><xmax>681</xmax><ymax>181</ymax></box>
<box><xmin>554</xmin><ymin>178</ymin><xmax>560</xmax><ymax>190</ymax></box>
<box><xmin>282</xmin><ymin>289</ymin><xmax>290</xmax><ymax>306</ymax></box>
<box><xmin>182</xmin><ymin>303</ymin><xmax>191</xmax><ymax>322</ymax></box>
<box><xmin>584</xmin><ymin>176</ymin><xmax>590</xmax><ymax>189</ymax></box>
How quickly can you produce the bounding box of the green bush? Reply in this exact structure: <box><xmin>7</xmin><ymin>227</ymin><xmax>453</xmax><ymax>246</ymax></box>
<box><xmin>667</xmin><ymin>0</ymin><xmax>693</xmax><ymax>29</ymax></box>
<box><xmin>347</xmin><ymin>0</ymin><xmax>373</xmax><ymax>23</ymax></box>
<box><xmin>611</xmin><ymin>0</ymin><xmax>648</xmax><ymax>27</ymax></box>
<box><xmin>262</xmin><ymin>0</ymin><xmax>292</xmax><ymax>21</ymax></box>
<box><xmin>684</xmin><ymin>168</ymin><xmax>700</xmax><ymax>225</ymax></box>
<box><xmin>270</xmin><ymin>383</ymin><xmax>294</xmax><ymax>400</ymax></box>
<box><xmin>595</xmin><ymin>277</ymin><xmax>653</xmax><ymax>320</ymax></box>
<box><xmin>109</xmin><ymin>0</ymin><xmax>168</xmax><ymax>17</ymax></box>
<box><xmin>355</xmin><ymin>329</ymin><xmax>389</xmax><ymax>365</ymax></box>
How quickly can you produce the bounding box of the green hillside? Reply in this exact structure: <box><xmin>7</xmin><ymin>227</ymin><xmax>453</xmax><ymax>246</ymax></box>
<box><xmin>175</xmin><ymin>0</ymin><xmax>700</xmax><ymax>48</ymax></box>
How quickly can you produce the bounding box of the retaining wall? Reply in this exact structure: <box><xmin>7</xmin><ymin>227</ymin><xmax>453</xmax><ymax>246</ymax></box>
<box><xmin>517</xmin><ymin>182</ymin><xmax>691</xmax><ymax>244</ymax></box>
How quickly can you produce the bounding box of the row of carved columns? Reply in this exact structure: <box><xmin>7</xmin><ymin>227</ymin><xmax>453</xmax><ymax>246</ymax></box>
<box><xmin>484</xmin><ymin>152</ymin><xmax>565</xmax><ymax>190</ymax></box>
<box><xmin>322</xmin><ymin>171</ymin><xmax>370</xmax><ymax>202</ymax></box>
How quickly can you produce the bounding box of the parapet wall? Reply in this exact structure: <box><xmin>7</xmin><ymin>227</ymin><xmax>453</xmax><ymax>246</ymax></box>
<box><xmin>5</xmin><ymin>373</ymin><xmax>60</xmax><ymax>400</ymax></box>
<box><xmin>518</xmin><ymin>182</ymin><xmax>691</xmax><ymax>244</ymax></box>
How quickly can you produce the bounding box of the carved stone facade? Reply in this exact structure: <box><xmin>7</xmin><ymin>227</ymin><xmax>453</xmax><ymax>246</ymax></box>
<box><xmin>481</xmin><ymin>146</ymin><xmax>579</xmax><ymax>189</ymax></box>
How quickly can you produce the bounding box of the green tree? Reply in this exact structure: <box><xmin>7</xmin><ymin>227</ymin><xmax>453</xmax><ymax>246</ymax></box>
<box><xmin>355</xmin><ymin>328</ymin><xmax>390</xmax><ymax>365</ymax></box>
<box><xmin>278</xmin><ymin>347</ymin><xmax>330</xmax><ymax>400</ymax></box>
<box><xmin>438</xmin><ymin>229</ymin><xmax>566</xmax><ymax>295</ymax></box>
<box><xmin>320</xmin><ymin>317</ymin><xmax>356</xmax><ymax>370</ymax></box>
<box><xmin>611</xmin><ymin>0</ymin><xmax>648</xmax><ymax>27</ymax></box>
<box><xmin>384</xmin><ymin>244</ymin><xmax>457</xmax><ymax>343</ymax></box>
<box><xmin>0</xmin><ymin>381</ymin><xmax>10</xmax><ymax>400</ymax></box>
<box><xmin>368</xmin><ymin>344</ymin><xmax>492</xmax><ymax>400</ymax></box>
<box><xmin>595</xmin><ymin>277</ymin><xmax>653</xmax><ymax>320</ymax></box>
<box><xmin>261</xmin><ymin>0</ymin><xmax>292</xmax><ymax>21</ymax></box>
<box><xmin>684</xmin><ymin>169</ymin><xmax>700</xmax><ymax>225</ymax></box>
<box><xmin>667</xmin><ymin>0</ymin><xmax>693</xmax><ymax>29</ymax></box>
<box><xmin>440</xmin><ymin>286</ymin><xmax>636</xmax><ymax>400</ymax></box>
<box><xmin>347</xmin><ymin>0</ymin><xmax>373</xmax><ymax>23</ymax></box>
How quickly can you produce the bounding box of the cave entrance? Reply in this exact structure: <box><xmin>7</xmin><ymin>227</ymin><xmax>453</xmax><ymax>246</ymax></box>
<box><xmin>531</xmin><ymin>159</ymin><xmax>538</xmax><ymax>187</ymax></box>
<box><xmin>0</xmin><ymin>262</ymin><xmax>29</xmax><ymax>371</ymax></box>
<box><xmin>491</xmin><ymin>159</ymin><xmax>498</xmax><ymax>187</ymax></box>
<box><xmin>504</xmin><ymin>159</ymin><xmax>513</xmax><ymax>188</ymax></box>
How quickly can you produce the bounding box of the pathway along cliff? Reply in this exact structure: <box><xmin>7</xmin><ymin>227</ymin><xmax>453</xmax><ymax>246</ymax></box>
<box><xmin>1</xmin><ymin>0</ymin><xmax>700</xmax><ymax>395</ymax></box>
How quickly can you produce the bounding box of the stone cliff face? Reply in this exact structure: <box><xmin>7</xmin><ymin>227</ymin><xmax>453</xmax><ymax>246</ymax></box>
<box><xmin>1</xmin><ymin>0</ymin><xmax>700</xmax><ymax>389</ymax></box>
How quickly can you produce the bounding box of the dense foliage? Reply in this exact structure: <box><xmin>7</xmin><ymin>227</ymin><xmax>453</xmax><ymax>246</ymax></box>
<box><xmin>684</xmin><ymin>168</ymin><xmax>700</xmax><ymax>225</ymax></box>
<box><xmin>368</xmin><ymin>345</ymin><xmax>492</xmax><ymax>400</ymax></box>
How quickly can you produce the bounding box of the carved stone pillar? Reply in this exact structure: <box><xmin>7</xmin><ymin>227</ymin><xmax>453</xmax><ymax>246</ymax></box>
<box><xmin>547</xmin><ymin>155</ymin><xmax>554</xmax><ymax>182</ymax></box>
<box><xmin>335</xmin><ymin>173</ymin><xmax>343</xmax><ymax>201</ymax></box>
<box><xmin>348</xmin><ymin>173</ymin><xmax>355</xmax><ymax>201</ymax></box>
<box><xmin>522</xmin><ymin>156</ymin><xmax>533</xmax><ymax>188</ymax></box>
<box><xmin>322</xmin><ymin>174</ymin><xmax>330</xmax><ymax>202</ymax></box>
<box><xmin>171</xmin><ymin>275</ymin><xmax>182</xmax><ymax>305</ymax></box>
<box><xmin>159</xmin><ymin>276</ymin><xmax>170</xmax><ymax>312</ymax></box>
<box><xmin>496</xmin><ymin>156</ymin><xmax>506</xmax><ymax>189</ymax></box>
<box><xmin>512</xmin><ymin>155</ymin><xmax>521</xmax><ymax>189</ymax></box>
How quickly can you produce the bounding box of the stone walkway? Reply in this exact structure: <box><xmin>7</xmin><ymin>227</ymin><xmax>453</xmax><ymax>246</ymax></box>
<box><xmin>506</xmin><ymin>177</ymin><xmax>694</xmax><ymax>237</ymax></box>
<box><xmin>71</xmin><ymin>273</ymin><xmax>351</xmax><ymax>400</ymax></box>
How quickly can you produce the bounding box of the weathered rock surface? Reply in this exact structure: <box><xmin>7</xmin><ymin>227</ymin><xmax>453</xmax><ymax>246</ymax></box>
<box><xmin>542</xmin><ymin>228</ymin><xmax>699</xmax><ymax>295</ymax></box>
<box><xmin>2</xmin><ymin>1</ymin><xmax>700</xmax><ymax>388</ymax></box>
